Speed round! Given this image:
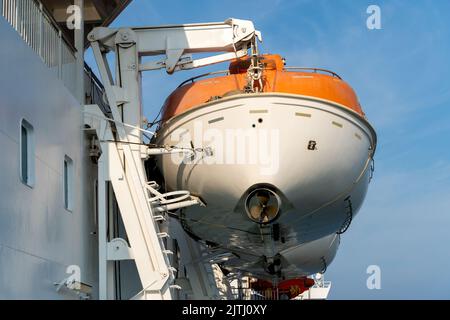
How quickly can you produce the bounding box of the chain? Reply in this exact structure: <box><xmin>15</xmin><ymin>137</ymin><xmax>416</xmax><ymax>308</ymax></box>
<box><xmin>244</xmin><ymin>39</ymin><xmax>263</xmax><ymax>93</ymax></box>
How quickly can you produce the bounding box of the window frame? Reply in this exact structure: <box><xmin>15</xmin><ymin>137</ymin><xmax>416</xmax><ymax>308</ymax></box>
<box><xmin>63</xmin><ymin>155</ymin><xmax>74</xmax><ymax>212</ymax></box>
<box><xmin>19</xmin><ymin>118</ymin><xmax>35</xmax><ymax>188</ymax></box>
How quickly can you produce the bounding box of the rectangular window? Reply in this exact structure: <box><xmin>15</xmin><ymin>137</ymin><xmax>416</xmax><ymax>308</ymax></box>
<box><xmin>20</xmin><ymin>119</ymin><xmax>34</xmax><ymax>187</ymax></box>
<box><xmin>64</xmin><ymin>155</ymin><xmax>74</xmax><ymax>211</ymax></box>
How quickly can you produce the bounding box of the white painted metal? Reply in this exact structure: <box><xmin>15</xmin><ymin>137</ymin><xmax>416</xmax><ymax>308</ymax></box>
<box><xmin>85</xmin><ymin>105</ymin><xmax>174</xmax><ymax>299</ymax></box>
<box><xmin>169</xmin><ymin>220</ymin><xmax>222</xmax><ymax>300</ymax></box>
<box><xmin>88</xmin><ymin>18</ymin><xmax>260</xmax><ymax>74</ymax></box>
<box><xmin>0</xmin><ymin>17</ymin><xmax>97</xmax><ymax>299</ymax></box>
<box><xmin>107</xmin><ymin>238</ymin><xmax>134</xmax><ymax>261</ymax></box>
<box><xmin>1</xmin><ymin>0</ymin><xmax>165</xmax><ymax>300</ymax></box>
<box><xmin>84</xmin><ymin>103</ymin><xmax>207</xmax><ymax>299</ymax></box>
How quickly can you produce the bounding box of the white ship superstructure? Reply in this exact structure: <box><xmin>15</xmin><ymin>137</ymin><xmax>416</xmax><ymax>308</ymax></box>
<box><xmin>0</xmin><ymin>0</ymin><xmax>132</xmax><ymax>299</ymax></box>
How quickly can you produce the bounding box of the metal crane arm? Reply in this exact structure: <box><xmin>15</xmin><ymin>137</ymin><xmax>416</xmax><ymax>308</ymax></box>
<box><xmin>88</xmin><ymin>18</ymin><xmax>262</xmax><ymax>74</ymax></box>
<box><xmin>86</xmin><ymin>18</ymin><xmax>262</xmax><ymax>299</ymax></box>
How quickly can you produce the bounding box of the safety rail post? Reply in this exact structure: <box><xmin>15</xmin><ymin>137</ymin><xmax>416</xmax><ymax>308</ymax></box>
<box><xmin>38</xmin><ymin>2</ymin><xmax>43</xmax><ymax>57</ymax></box>
<box><xmin>58</xmin><ymin>30</ymin><xmax>62</xmax><ymax>79</ymax></box>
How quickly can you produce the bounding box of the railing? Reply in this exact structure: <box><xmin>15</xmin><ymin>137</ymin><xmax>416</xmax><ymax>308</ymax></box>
<box><xmin>177</xmin><ymin>70</ymin><xmax>230</xmax><ymax>88</ymax></box>
<box><xmin>284</xmin><ymin>67</ymin><xmax>342</xmax><ymax>79</ymax></box>
<box><xmin>84</xmin><ymin>63</ymin><xmax>110</xmax><ymax>114</ymax></box>
<box><xmin>1</xmin><ymin>0</ymin><xmax>77</xmax><ymax>94</ymax></box>
<box><xmin>175</xmin><ymin>66</ymin><xmax>342</xmax><ymax>89</ymax></box>
<box><xmin>230</xmin><ymin>287</ymin><xmax>281</xmax><ymax>300</ymax></box>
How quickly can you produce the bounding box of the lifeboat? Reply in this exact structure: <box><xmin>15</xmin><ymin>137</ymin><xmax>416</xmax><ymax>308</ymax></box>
<box><xmin>153</xmin><ymin>54</ymin><xmax>376</xmax><ymax>280</ymax></box>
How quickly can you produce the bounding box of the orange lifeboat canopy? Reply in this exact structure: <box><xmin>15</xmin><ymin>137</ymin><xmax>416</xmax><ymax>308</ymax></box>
<box><xmin>161</xmin><ymin>54</ymin><xmax>364</xmax><ymax>122</ymax></box>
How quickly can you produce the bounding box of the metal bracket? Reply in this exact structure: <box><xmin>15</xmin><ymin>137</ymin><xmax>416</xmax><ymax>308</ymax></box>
<box><xmin>87</xmin><ymin>27</ymin><xmax>117</xmax><ymax>51</ymax></box>
<box><xmin>107</xmin><ymin>238</ymin><xmax>134</xmax><ymax>261</ymax></box>
<box><xmin>115</xmin><ymin>28</ymin><xmax>137</xmax><ymax>47</ymax></box>
<box><xmin>111</xmin><ymin>86</ymin><xmax>129</xmax><ymax>105</ymax></box>
<box><xmin>165</xmin><ymin>48</ymin><xmax>185</xmax><ymax>74</ymax></box>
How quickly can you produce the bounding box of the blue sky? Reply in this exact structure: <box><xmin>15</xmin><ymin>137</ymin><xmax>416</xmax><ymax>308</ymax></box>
<box><xmin>86</xmin><ymin>0</ymin><xmax>450</xmax><ymax>299</ymax></box>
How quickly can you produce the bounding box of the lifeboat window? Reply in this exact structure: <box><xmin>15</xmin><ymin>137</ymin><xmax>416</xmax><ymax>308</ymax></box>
<box><xmin>295</xmin><ymin>112</ymin><xmax>311</xmax><ymax>118</ymax></box>
<box><xmin>208</xmin><ymin>117</ymin><xmax>224</xmax><ymax>124</ymax></box>
<box><xmin>20</xmin><ymin>119</ymin><xmax>35</xmax><ymax>187</ymax></box>
<box><xmin>332</xmin><ymin>121</ymin><xmax>343</xmax><ymax>128</ymax></box>
<box><xmin>249</xmin><ymin>110</ymin><xmax>268</xmax><ymax>114</ymax></box>
<box><xmin>64</xmin><ymin>155</ymin><xmax>74</xmax><ymax>211</ymax></box>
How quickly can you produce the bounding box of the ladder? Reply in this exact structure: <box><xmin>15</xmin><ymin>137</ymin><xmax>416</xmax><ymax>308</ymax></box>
<box><xmin>84</xmin><ymin>106</ymin><xmax>200</xmax><ymax>300</ymax></box>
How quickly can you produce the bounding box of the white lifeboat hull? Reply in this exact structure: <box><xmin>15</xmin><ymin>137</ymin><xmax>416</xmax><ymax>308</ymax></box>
<box><xmin>154</xmin><ymin>93</ymin><xmax>376</xmax><ymax>279</ymax></box>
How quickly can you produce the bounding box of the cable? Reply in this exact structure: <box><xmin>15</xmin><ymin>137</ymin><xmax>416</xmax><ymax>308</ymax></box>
<box><xmin>146</xmin><ymin>107</ymin><xmax>164</xmax><ymax>130</ymax></box>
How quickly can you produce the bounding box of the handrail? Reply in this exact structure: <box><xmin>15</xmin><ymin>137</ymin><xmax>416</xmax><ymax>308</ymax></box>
<box><xmin>84</xmin><ymin>63</ymin><xmax>111</xmax><ymax>112</ymax></box>
<box><xmin>284</xmin><ymin>67</ymin><xmax>342</xmax><ymax>79</ymax></box>
<box><xmin>177</xmin><ymin>70</ymin><xmax>230</xmax><ymax>88</ymax></box>
<box><xmin>1</xmin><ymin>0</ymin><xmax>78</xmax><ymax>93</ymax></box>
<box><xmin>84</xmin><ymin>66</ymin><xmax>110</xmax><ymax>113</ymax></box>
<box><xmin>37</xmin><ymin>0</ymin><xmax>77</xmax><ymax>53</ymax></box>
<box><xmin>84</xmin><ymin>63</ymin><xmax>104</xmax><ymax>90</ymax></box>
<box><xmin>175</xmin><ymin>67</ymin><xmax>342</xmax><ymax>89</ymax></box>
<box><xmin>1</xmin><ymin>0</ymin><xmax>77</xmax><ymax>55</ymax></box>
